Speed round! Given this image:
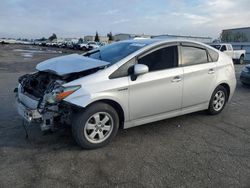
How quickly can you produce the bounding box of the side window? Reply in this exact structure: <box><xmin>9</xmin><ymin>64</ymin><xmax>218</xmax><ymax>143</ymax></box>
<box><xmin>220</xmin><ymin>45</ymin><xmax>226</xmax><ymax>52</ymax></box>
<box><xmin>181</xmin><ymin>46</ymin><xmax>208</xmax><ymax>66</ymax></box>
<box><xmin>138</xmin><ymin>46</ymin><xmax>178</xmax><ymax>72</ymax></box>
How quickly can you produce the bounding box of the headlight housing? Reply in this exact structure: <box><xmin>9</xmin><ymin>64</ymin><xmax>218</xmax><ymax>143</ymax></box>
<box><xmin>46</xmin><ymin>85</ymin><xmax>81</xmax><ymax>104</ymax></box>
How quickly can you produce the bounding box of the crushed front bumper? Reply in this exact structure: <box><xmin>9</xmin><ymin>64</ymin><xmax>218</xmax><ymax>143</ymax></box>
<box><xmin>16</xmin><ymin>98</ymin><xmax>42</xmax><ymax>123</ymax></box>
<box><xmin>15</xmin><ymin>84</ymin><xmax>42</xmax><ymax>123</ymax></box>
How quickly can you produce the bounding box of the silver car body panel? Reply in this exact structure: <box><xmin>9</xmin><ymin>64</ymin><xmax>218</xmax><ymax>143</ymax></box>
<box><xmin>61</xmin><ymin>39</ymin><xmax>236</xmax><ymax>129</ymax></box>
<box><xmin>36</xmin><ymin>54</ymin><xmax>110</xmax><ymax>76</ymax></box>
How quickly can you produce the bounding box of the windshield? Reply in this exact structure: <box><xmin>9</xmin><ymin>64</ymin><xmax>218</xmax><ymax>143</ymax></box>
<box><xmin>211</xmin><ymin>45</ymin><xmax>221</xmax><ymax>50</ymax></box>
<box><xmin>84</xmin><ymin>41</ymin><xmax>151</xmax><ymax>64</ymax></box>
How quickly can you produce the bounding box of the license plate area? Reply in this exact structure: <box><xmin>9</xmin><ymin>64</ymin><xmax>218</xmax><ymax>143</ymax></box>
<box><xmin>17</xmin><ymin>100</ymin><xmax>42</xmax><ymax>122</ymax></box>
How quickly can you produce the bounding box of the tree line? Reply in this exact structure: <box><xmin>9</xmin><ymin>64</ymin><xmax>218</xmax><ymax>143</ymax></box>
<box><xmin>36</xmin><ymin>31</ymin><xmax>114</xmax><ymax>43</ymax></box>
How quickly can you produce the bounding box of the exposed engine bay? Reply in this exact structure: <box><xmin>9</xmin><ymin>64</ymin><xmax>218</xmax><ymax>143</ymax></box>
<box><xmin>16</xmin><ymin>68</ymin><xmax>99</xmax><ymax>131</ymax></box>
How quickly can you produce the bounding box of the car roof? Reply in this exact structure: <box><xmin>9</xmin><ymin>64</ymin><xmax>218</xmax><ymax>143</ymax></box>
<box><xmin>118</xmin><ymin>39</ymin><xmax>161</xmax><ymax>45</ymax></box>
<box><xmin>120</xmin><ymin>38</ymin><xmax>210</xmax><ymax>46</ymax></box>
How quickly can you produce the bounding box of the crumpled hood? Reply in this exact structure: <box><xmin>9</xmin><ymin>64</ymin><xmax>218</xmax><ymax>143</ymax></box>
<box><xmin>36</xmin><ymin>54</ymin><xmax>110</xmax><ymax>76</ymax></box>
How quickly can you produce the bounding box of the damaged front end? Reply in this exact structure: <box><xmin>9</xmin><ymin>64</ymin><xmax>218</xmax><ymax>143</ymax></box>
<box><xmin>15</xmin><ymin>54</ymin><xmax>110</xmax><ymax>132</ymax></box>
<box><xmin>15</xmin><ymin>71</ymin><xmax>83</xmax><ymax>131</ymax></box>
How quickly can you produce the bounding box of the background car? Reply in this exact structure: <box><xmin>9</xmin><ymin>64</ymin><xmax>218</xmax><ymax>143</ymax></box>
<box><xmin>86</xmin><ymin>41</ymin><xmax>100</xmax><ymax>50</ymax></box>
<box><xmin>240</xmin><ymin>64</ymin><xmax>250</xmax><ymax>85</ymax></box>
<box><xmin>210</xmin><ymin>43</ymin><xmax>246</xmax><ymax>64</ymax></box>
<box><xmin>79</xmin><ymin>41</ymin><xmax>100</xmax><ymax>51</ymax></box>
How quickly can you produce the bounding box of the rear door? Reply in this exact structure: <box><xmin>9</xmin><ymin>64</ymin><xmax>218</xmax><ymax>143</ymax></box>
<box><xmin>180</xmin><ymin>43</ymin><xmax>217</xmax><ymax>109</ymax></box>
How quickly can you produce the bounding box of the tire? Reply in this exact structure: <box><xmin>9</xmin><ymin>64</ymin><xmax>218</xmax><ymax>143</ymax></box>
<box><xmin>207</xmin><ymin>85</ymin><xmax>228</xmax><ymax>115</ymax></box>
<box><xmin>72</xmin><ymin>102</ymin><xmax>119</xmax><ymax>149</ymax></box>
<box><xmin>239</xmin><ymin>55</ymin><xmax>244</xmax><ymax>65</ymax></box>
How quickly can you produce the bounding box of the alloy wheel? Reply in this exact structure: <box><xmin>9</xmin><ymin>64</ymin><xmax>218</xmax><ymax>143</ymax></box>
<box><xmin>213</xmin><ymin>90</ymin><xmax>225</xmax><ymax>111</ymax></box>
<box><xmin>84</xmin><ymin>112</ymin><xmax>114</xmax><ymax>144</ymax></box>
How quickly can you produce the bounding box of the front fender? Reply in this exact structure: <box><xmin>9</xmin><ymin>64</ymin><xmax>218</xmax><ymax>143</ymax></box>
<box><xmin>64</xmin><ymin>92</ymin><xmax>129</xmax><ymax>121</ymax></box>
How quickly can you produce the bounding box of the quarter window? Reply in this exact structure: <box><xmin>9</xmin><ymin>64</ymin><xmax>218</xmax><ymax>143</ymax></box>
<box><xmin>138</xmin><ymin>46</ymin><xmax>178</xmax><ymax>72</ymax></box>
<box><xmin>109</xmin><ymin>58</ymin><xmax>135</xmax><ymax>79</ymax></box>
<box><xmin>207</xmin><ymin>48</ymin><xmax>219</xmax><ymax>62</ymax></box>
<box><xmin>181</xmin><ymin>46</ymin><xmax>208</xmax><ymax>66</ymax></box>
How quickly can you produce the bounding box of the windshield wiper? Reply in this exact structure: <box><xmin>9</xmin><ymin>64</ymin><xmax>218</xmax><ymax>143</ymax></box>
<box><xmin>98</xmin><ymin>50</ymin><xmax>102</xmax><ymax>60</ymax></box>
<box><xmin>83</xmin><ymin>49</ymin><xmax>103</xmax><ymax>60</ymax></box>
<box><xmin>83</xmin><ymin>49</ymin><xmax>100</xmax><ymax>57</ymax></box>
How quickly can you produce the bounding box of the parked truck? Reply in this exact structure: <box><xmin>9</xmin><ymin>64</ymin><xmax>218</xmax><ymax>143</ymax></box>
<box><xmin>210</xmin><ymin>43</ymin><xmax>246</xmax><ymax>64</ymax></box>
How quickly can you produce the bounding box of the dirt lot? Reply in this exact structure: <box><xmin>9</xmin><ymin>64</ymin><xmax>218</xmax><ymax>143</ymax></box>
<box><xmin>0</xmin><ymin>44</ymin><xmax>250</xmax><ymax>188</ymax></box>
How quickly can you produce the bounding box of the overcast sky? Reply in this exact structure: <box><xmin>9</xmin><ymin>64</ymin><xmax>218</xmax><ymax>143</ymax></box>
<box><xmin>0</xmin><ymin>0</ymin><xmax>250</xmax><ymax>39</ymax></box>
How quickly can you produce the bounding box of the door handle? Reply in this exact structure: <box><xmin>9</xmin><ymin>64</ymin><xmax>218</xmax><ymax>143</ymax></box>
<box><xmin>208</xmin><ymin>68</ymin><xmax>215</xmax><ymax>74</ymax></box>
<box><xmin>172</xmin><ymin>76</ymin><xmax>182</xmax><ymax>82</ymax></box>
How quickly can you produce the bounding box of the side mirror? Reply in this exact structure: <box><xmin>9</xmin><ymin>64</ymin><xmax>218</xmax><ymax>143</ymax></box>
<box><xmin>131</xmin><ymin>64</ymin><xmax>149</xmax><ymax>81</ymax></box>
<box><xmin>134</xmin><ymin>64</ymin><xmax>149</xmax><ymax>76</ymax></box>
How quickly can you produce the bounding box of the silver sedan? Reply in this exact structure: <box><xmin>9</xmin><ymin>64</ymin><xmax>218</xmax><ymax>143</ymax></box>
<box><xmin>16</xmin><ymin>39</ymin><xmax>236</xmax><ymax>149</ymax></box>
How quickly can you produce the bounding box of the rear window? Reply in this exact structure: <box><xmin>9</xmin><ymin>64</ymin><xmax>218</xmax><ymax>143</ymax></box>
<box><xmin>220</xmin><ymin>45</ymin><xmax>226</xmax><ymax>51</ymax></box>
<box><xmin>181</xmin><ymin>46</ymin><xmax>208</xmax><ymax>66</ymax></box>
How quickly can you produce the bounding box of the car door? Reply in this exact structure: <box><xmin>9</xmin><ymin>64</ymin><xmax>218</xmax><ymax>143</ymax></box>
<box><xmin>225</xmin><ymin>44</ymin><xmax>234</xmax><ymax>58</ymax></box>
<box><xmin>129</xmin><ymin>44</ymin><xmax>183</xmax><ymax>120</ymax></box>
<box><xmin>180</xmin><ymin>43</ymin><xmax>217</xmax><ymax>109</ymax></box>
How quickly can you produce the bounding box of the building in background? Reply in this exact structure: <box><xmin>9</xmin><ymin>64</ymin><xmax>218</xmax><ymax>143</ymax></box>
<box><xmin>113</xmin><ymin>33</ymin><xmax>133</xmax><ymax>41</ymax></box>
<box><xmin>84</xmin><ymin>35</ymin><xmax>109</xmax><ymax>43</ymax></box>
<box><xmin>221</xmin><ymin>27</ymin><xmax>250</xmax><ymax>42</ymax></box>
<box><xmin>220</xmin><ymin>27</ymin><xmax>250</xmax><ymax>61</ymax></box>
<box><xmin>113</xmin><ymin>33</ymin><xmax>151</xmax><ymax>41</ymax></box>
<box><xmin>152</xmin><ymin>34</ymin><xmax>212</xmax><ymax>43</ymax></box>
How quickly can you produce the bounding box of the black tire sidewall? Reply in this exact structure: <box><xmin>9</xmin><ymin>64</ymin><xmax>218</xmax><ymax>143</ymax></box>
<box><xmin>239</xmin><ymin>56</ymin><xmax>244</xmax><ymax>64</ymax></box>
<box><xmin>208</xmin><ymin>86</ymin><xmax>228</xmax><ymax>115</ymax></box>
<box><xmin>72</xmin><ymin>102</ymin><xmax>119</xmax><ymax>149</ymax></box>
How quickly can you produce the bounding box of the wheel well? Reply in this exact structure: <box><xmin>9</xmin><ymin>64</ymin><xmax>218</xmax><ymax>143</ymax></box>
<box><xmin>240</xmin><ymin>54</ymin><xmax>244</xmax><ymax>58</ymax></box>
<box><xmin>88</xmin><ymin>99</ymin><xmax>125</xmax><ymax>129</ymax></box>
<box><xmin>220</xmin><ymin>83</ymin><xmax>230</xmax><ymax>101</ymax></box>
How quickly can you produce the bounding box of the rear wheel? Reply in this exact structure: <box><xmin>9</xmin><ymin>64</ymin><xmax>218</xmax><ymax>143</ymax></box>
<box><xmin>207</xmin><ymin>86</ymin><xmax>228</xmax><ymax>115</ymax></box>
<box><xmin>72</xmin><ymin>102</ymin><xmax>119</xmax><ymax>149</ymax></box>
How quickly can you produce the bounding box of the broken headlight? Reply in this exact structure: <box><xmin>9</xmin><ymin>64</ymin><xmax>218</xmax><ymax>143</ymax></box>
<box><xmin>46</xmin><ymin>85</ymin><xmax>81</xmax><ymax>104</ymax></box>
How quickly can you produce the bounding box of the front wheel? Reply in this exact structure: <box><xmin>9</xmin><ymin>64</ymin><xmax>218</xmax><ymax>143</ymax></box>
<box><xmin>72</xmin><ymin>102</ymin><xmax>119</xmax><ymax>149</ymax></box>
<box><xmin>207</xmin><ymin>86</ymin><xmax>228</xmax><ymax>115</ymax></box>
